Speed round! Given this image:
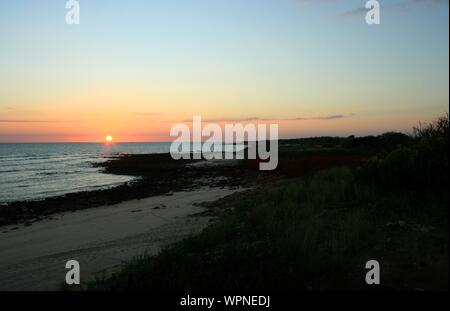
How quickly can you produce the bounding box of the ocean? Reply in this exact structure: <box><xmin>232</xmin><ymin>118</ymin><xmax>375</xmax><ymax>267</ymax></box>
<box><xmin>0</xmin><ymin>143</ymin><xmax>171</xmax><ymax>204</ymax></box>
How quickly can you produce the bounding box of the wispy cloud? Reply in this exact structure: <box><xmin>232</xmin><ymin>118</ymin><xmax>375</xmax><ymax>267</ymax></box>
<box><xmin>0</xmin><ymin>119</ymin><xmax>80</xmax><ymax>123</ymax></box>
<box><xmin>193</xmin><ymin>117</ymin><xmax>261</xmax><ymax>123</ymax></box>
<box><xmin>86</xmin><ymin>110</ymin><xmax>161</xmax><ymax>116</ymax></box>
<box><xmin>287</xmin><ymin>114</ymin><xmax>345</xmax><ymax>121</ymax></box>
<box><xmin>341</xmin><ymin>6</ymin><xmax>368</xmax><ymax>17</ymax></box>
<box><xmin>183</xmin><ymin>114</ymin><xmax>348</xmax><ymax>123</ymax></box>
<box><xmin>341</xmin><ymin>0</ymin><xmax>448</xmax><ymax>16</ymax></box>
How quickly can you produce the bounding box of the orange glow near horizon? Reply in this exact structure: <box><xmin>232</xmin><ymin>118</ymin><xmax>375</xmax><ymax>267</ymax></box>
<box><xmin>0</xmin><ymin>110</ymin><xmax>446</xmax><ymax>143</ymax></box>
<box><xmin>0</xmin><ymin>1</ymin><xmax>448</xmax><ymax>143</ymax></box>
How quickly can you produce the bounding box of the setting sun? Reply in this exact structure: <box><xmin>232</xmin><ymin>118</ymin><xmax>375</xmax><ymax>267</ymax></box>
<box><xmin>105</xmin><ymin>135</ymin><xmax>113</xmax><ymax>142</ymax></box>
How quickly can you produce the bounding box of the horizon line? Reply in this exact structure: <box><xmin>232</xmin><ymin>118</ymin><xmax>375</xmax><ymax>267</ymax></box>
<box><xmin>0</xmin><ymin>132</ymin><xmax>409</xmax><ymax>144</ymax></box>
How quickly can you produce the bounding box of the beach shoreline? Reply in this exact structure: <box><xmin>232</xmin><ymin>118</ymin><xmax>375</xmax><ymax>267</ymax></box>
<box><xmin>0</xmin><ymin>185</ymin><xmax>247</xmax><ymax>290</ymax></box>
<box><xmin>0</xmin><ymin>153</ymin><xmax>256</xmax><ymax>290</ymax></box>
<box><xmin>0</xmin><ymin>153</ymin><xmax>260</xmax><ymax>227</ymax></box>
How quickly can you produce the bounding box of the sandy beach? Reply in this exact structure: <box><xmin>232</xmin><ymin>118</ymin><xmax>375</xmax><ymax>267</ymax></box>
<box><xmin>0</xmin><ymin>186</ymin><xmax>245</xmax><ymax>291</ymax></box>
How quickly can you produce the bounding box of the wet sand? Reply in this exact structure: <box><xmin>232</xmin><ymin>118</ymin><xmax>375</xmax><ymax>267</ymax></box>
<box><xmin>0</xmin><ymin>186</ymin><xmax>245</xmax><ymax>290</ymax></box>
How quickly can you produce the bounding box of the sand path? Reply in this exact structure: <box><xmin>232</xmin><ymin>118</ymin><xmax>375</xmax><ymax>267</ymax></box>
<box><xmin>0</xmin><ymin>186</ymin><xmax>241</xmax><ymax>290</ymax></box>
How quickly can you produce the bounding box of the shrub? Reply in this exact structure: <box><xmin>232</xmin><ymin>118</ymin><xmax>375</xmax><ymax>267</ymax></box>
<box><xmin>358</xmin><ymin>114</ymin><xmax>449</xmax><ymax>191</ymax></box>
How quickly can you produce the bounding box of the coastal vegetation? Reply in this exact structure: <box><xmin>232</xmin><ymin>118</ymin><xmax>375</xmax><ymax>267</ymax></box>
<box><xmin>89</xmin><ymin>114</ymin><xmax>449</xmax><ymax>290</ymax></box>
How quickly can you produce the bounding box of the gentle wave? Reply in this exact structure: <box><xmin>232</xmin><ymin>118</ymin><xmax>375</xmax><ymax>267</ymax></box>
<box><xmin>0</xmin><ymin>142</ymin><xmax>171</xmax><ymax>203</ymax></box>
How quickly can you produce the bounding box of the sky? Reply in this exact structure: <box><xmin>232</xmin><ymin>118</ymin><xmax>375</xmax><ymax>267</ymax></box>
<box><xmin>0</xmin><ymin>0</ymin><xmax>448</xmax><ymax>142</ymax></box>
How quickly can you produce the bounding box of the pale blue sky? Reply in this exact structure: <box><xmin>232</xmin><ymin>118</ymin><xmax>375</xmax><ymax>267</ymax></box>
<box><xmin>0</xmin><ymin>0</ymin><xmax>448</xmax><ymax>141</ymax></box>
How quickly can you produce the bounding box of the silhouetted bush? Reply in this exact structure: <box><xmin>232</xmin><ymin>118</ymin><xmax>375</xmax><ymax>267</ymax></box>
<box><xmin>358</xmin><ymin>114</ymin><xmax>449</xmax><ymax>191</ymax></box>
<box><xmin>343</xmin><ymin>132</ymin><xmax>411</xmax><ymax>153</ymax></box>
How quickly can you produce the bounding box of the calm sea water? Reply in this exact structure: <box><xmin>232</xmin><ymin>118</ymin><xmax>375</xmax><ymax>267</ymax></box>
<box><xmin>0</xmin><ymin>143</ymin><xmax>171</xmax><ymax>204</ymax></box>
